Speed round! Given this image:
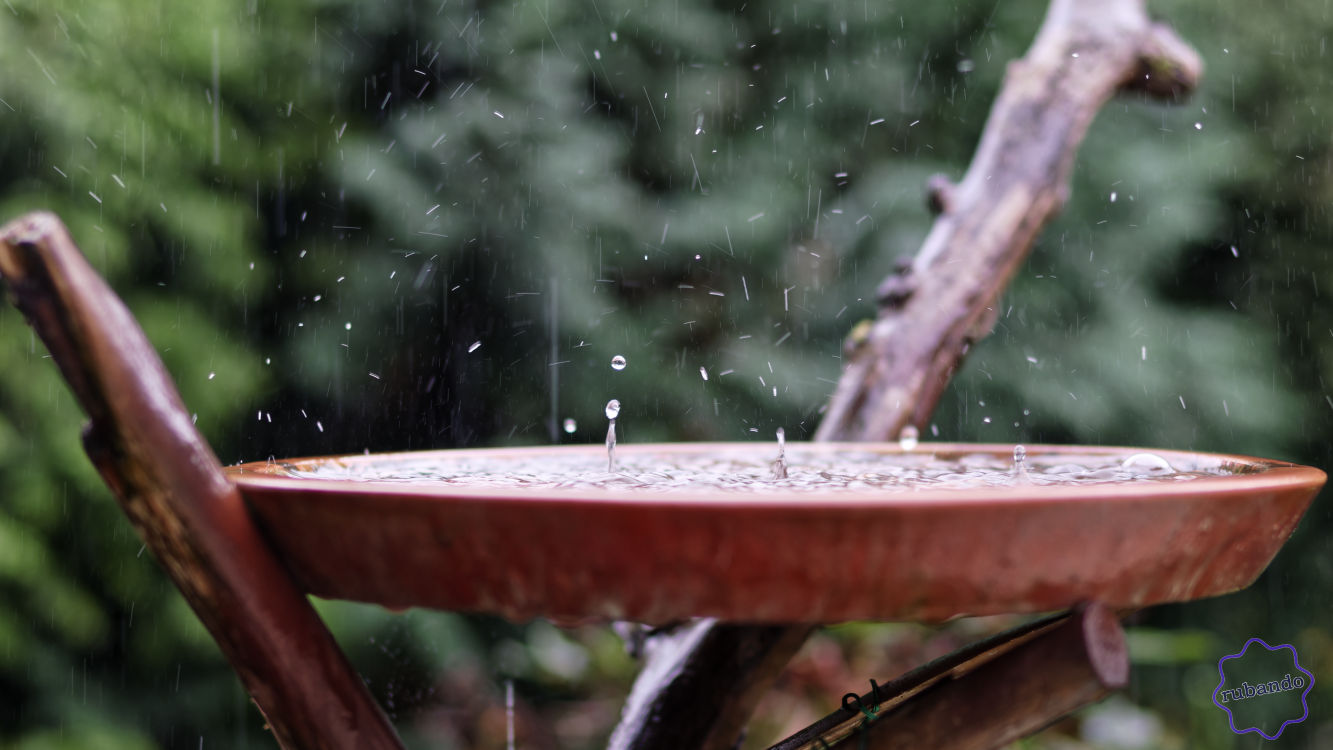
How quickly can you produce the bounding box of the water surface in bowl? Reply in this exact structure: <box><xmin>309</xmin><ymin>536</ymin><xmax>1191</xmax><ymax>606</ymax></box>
<box><xmin>274</xmin><ymin>447</ymin><xmax>1254</xmax><ymax>494</ymax></box>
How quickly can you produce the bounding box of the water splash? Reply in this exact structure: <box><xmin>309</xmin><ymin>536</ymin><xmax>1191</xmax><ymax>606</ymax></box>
<box><xmin>770</xmin><ymin>427</ymin><xmax>788</xmax><ymax>479</ymax></box>
<box><xmin>605</xmin><ymin>399</ymin><xmax>620</xmax><ymax>471</ymax></box>
<box><xmin>1013</xmin><ymin>444</ymin><xmax>1030</xmax><ymax>483</ymax></box>
<box><xmin>898</xmin><ymin>425</ymin><xmax>919</xmax><ymax>451</ymax></box>
<box><xmin>611</xmin><ymin>355</ymin><xmax>627</xmax><ymax>371</ymax></box>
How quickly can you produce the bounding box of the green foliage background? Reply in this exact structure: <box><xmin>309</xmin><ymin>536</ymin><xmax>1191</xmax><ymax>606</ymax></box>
<box><xmin>0</xmin><ymin>0</ymin><xmax>1330</xmax><ymax>747</ymax></box>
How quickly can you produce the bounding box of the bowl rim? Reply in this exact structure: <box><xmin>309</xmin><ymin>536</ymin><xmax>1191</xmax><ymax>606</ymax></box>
<box><xmin>225</xmin><ymin>441</ymin><xmax>1327</xmax><ymax>510</ymax></box>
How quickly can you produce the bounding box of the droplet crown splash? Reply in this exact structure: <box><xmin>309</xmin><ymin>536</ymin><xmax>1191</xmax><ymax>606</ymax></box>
<box><xmin>770</xmin><ymin>428</ymin><xmax>787</xmax><ymax>479</ymax></box>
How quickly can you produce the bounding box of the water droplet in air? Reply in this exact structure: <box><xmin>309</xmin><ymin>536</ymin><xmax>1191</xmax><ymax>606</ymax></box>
<box><xmin>700</xmin><ymin>366</ymin><xmax>709</xmax><ymax>381</ymax></box>
<box><xmin>611</xmin><ymin>355</ymin><xmax>627</xmax><ymax>371</ymax></box>
<box><xmin>776</xmin><ymin>427</ymin><xmax>786</xmax><ymax>452</ymax></box>
<box><xmin>1121</xmin><ymin>453</ymin><xmax>1174</xmax><ymax>475</ymax></box>
<box><xmin>467</xmin><ymin>341</ymin><xmax>481</xmax><ymax>353</ymax></box>
<box><xmin>898</xmin><ymin>425</ymin><xmax>919</xmax><ymax>451</ymax></box>
<box><xmin>605</xmin><ymin>399</ymin><xmax>621</xmax><ymax>419</ymax></box>
<box><xmin>563</xmin><ymin>418</ymin><xmax>577</xmax><ymax>434</ymax></box>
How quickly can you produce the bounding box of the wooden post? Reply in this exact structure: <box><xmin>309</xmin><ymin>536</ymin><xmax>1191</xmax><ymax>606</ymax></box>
<box><xmin>0</xmin><ymin>213</ymin><xmax>404</xmax><ymax>750</ymax></box>
<box><xmin>611</xmin><ymin>1</ymin><xmax>1201</xmax><ymax>748</ymax></box>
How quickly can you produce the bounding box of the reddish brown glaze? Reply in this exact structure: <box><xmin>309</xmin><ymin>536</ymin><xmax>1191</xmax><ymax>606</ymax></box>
<box><xmin>229</xmin><ymin>442</ymin><xmax>1323</xmax><ymax>625</ymax></box>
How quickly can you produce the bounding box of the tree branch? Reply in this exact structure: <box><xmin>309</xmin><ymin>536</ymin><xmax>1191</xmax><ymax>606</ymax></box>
<box><xmin>611</xmin><ymin>1</ymin><xmax>1200</xmax><ymax>749</ymax></box>
<box><xmin>816</xmin><ymin>0</ymin><xmax>1201</xmax><ymax>442</ymax></box>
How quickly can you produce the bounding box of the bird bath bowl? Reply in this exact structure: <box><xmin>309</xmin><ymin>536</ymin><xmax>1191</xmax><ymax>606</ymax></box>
<box><xmin>227</xmin><ymin>442</ymin><xmax>1322</xmax><ymax>625</ymax></box>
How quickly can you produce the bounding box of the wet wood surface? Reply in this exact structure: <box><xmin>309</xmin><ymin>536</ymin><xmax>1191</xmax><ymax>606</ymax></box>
<box><xmin>0</xmin><ymin>213</ymin><xmax>404</xmax><ymax>750</ymax></box>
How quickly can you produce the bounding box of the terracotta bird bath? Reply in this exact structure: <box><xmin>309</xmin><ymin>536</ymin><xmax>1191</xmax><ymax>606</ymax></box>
<box><xmin>229</xmin><ymin>442</ymin><xmax>1321</xmax><ymax>626</ymax></box>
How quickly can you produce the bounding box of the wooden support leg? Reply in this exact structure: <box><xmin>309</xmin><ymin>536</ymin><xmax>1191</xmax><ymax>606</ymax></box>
<box><xmin>608</xmin><ymin>621</ymin><xmax>815</xmax><ymax>750</ymax></box>
<box><xmin>0</xmin><ymin>213</ymin><xmax>403</xmax><ymax>750</ymax></box>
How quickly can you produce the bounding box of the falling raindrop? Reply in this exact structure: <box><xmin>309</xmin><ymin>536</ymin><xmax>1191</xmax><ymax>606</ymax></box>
<box><xmin>505</xmin><ymin>679</ymin><xmax>515</xmax><ymax>750</ymax></box>
<box><xmin>605</xmin><ymin>400</ymin><xmax>621</xmax><ymax>419</ymax></box>
<box><xmin>563</xmin><ymin>418</ymin><xmax>577</xmax><ymax>434</ymax></box>
<box><xmin>468</xmin><ymin>341</ymin><xmax>481</xmax><ymax>353</ymax></box>
<box><xmin>898</xmin><ymin>425</ymin><xmax>919</xmax><ymax>451</ymax></box>
<box><xmin>611</xmin><ymin>355</ymin><xmax>627</xmax><ymax>371</ymax></box>
<box><xmin>700</xmin><ymin>366</ymin><xmax>709</xmax><ymax>381</ymax></box>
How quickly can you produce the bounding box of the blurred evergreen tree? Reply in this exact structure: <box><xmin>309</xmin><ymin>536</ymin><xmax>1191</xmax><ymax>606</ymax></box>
<box><xmin>0</xmin><ymin>0</ymin><xmax>1331</xmax><ymax>747</ymax></box>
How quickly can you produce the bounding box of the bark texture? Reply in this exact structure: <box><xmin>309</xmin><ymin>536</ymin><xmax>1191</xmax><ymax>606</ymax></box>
<box><xmin>0</xmin><ymin>213</ymin><xmax>404</xmax><ymax>750</ymax></box>
<box><xmin>767</xmin><ymin>606</ymin><xmax>1127</xmax><ymax>750</ymax></box>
